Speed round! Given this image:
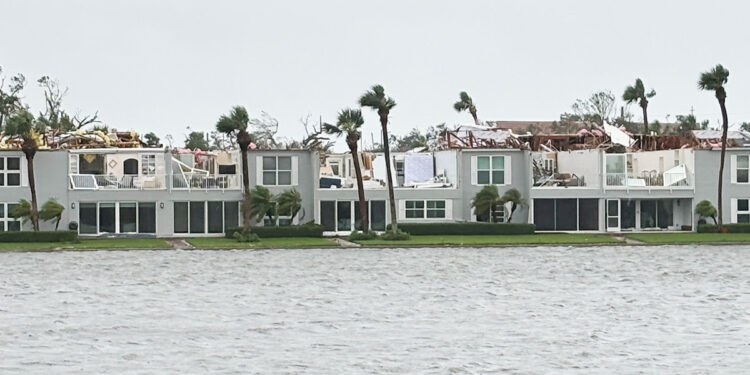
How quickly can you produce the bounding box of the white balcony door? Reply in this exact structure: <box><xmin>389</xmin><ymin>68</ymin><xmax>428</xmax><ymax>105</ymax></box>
<box><xmin>606</xmin><ymin>199</ymin><xmax>620</xmax><ymax>232</ymax></box>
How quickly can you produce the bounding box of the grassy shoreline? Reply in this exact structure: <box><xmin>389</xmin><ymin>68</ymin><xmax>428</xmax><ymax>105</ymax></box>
<box><xmin>2</xmin><ymin>233</ymin><xmax>750</xmax><ymax>252</ymax></box>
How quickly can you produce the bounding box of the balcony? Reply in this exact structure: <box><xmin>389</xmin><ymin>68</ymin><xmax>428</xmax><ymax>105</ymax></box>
<box><xmin>70</xmin><ymin>174</ymin><xmax>167</xmax><ymax>190</ymax></box>
<box><xmin>171</xmin><ymin>173</ymin><xmax>241</xmax><ymax>191</ymax></box>
<box><xmin>605</xmin><ymin>152</ymin><xmax>693</xmax><ymax>189</ymax></box>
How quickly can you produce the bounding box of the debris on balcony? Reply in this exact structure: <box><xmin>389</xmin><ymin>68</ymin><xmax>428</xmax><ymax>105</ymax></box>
<box><xmin>436</xmin><ymin>125</ymin><xmax>526</xmax><ymax>150</ymax></box>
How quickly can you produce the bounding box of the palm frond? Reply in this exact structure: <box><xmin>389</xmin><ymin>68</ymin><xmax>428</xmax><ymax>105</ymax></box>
<box><xmin>698</xmin><ymin>64</ymin><xmax>729</xmax><ymax>91</ymax></box>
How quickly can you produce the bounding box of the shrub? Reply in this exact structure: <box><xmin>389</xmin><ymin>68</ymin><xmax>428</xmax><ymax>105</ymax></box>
<box><xmin>225</xmin><ymin>224</ymin><xmax>324</xmax><ymax>238</ymax></box>
<box><xmin>233</xmin><ymin>231</ymin><xmax>260</xmax><ymax>243</ymax></box>
<box><xmin>697</xmin><ymin>223</ymin><xmax>750</xmax><ymax>233</ymax></box>
<box><xmin>387</xmin><ymin>222</ymin><xmax>535</xmax><ymax>235</ymax></box>
<box><xmin>0</xmin><ymin>231</ymin><xmax>78</xmax><ymax>243</ymax></box>
<box><xmin>380</xmin><ymin>230</ymin><xmax>410</xmax><ymax>241</ymax></box>
<box><xmin>348</xmin><ymin>231</ymin><xmax>378</xmax><ymax>241</ymax></box>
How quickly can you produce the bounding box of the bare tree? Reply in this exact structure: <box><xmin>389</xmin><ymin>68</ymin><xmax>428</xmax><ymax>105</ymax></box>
<box><xmin>572</xmin><ymin>91</ymin><xmax>616</xmax><ymax>126</ymax></box>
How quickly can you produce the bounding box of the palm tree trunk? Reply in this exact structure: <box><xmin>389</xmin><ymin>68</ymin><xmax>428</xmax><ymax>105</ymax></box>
<box><xmin>470</xmin><ymin>108</ymin><xmax>479</xmax><ymax>126</ymax></box>
<box><xmin>348</xmin><ymin>140</ymin><xmax>369</xmax><ymax>232</ymax></box>
<box><xmin>25</xmin><ymin>153</ymin><xmax>40</xmax><ymax>231</ymax></box>
<box><xmin>55</xmin><ymin>217</ymin><xmax>60</xmax><ymax>231</ymax></box>
<box><xmin>239</xmin><ymin>142</ymin><xmax>252</xmax><ymax>233</ymax></box>
<box><xmin>717</xmin><ymin>97</ymin><xmax>729</xmax><ymax>230</ymax></box>
<box><xmin>641</xmin><ymin>101</ymin><xmax>649</xmax><ymax>135</ymax></box>
<box><xmin>380</xmin><ymin>113</ymin><xmax>398</xmax><ymax>235</ymax></box>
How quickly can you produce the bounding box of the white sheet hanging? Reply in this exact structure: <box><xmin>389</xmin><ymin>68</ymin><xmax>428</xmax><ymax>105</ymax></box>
<box><xmin>404</xmin><ymin>154</ymin><xmax>434</xmax><ymax>184</ymax></box>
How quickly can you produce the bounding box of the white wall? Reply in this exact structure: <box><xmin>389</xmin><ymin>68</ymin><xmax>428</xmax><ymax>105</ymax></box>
<box><xmin>556</xmin><ymin>150</ymin><xmax>600</xmax><ymax>187</ymax></box>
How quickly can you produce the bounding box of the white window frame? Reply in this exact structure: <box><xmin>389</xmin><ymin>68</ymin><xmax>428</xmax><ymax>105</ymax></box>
<box><xmin>476</xmin><ymin>155</ymin><xmax>506</xmax><ymax>185</ymax></box>
<box><xmin>263</xmin><ymin>202</ymin><xmax>294</xmax><ymax>226</ymax></box>
<box><xmin>0</xmin><ymin>202</ymin><xmax>23</xmax><ymax>231</ymax></box>
<box><xmin>261</xmin><ymin>156</ymin><xmax>293</xmax><ymax>186</ymax></box>
<box><xmin>473</xmin><ymin>202</ymin><xmax>506</xmax><ymax>223</ymax></box>
<box><xmin>319</xmin><ymin>200</ymin><xmax>387</xmax><ymax>232</ymax></box>
<box><xmin>737</xmin><ymin>198</ymin><xmax>750</xmax><ymax>223</ymax></box>
<box><xmin>141</xmin><ymin>154</ymin><xmax>156</xmax><ymax>176</ymax></box>
<box><xmin>403</xmin><ymin>199</ymin><xmax>448</xmax><ymax>220</ymax></box>
<box><xmin>0</xmin><ymin>156</ymin><xmax>22</xmax><ymax>187</ymax></box>
<box><xmin>735</xmin><ymin>155</ymin><xmax>749</xmax><ymax>184</ymax></box>
<box><xmin>78</xmin><ymin>201</ymin><xmax>157</xmax><ymax>235</ymax></box>
<box><xmin>173</xmin><ymin>200</ymin><xmax>239</xmax><ymax>235</ymax></box>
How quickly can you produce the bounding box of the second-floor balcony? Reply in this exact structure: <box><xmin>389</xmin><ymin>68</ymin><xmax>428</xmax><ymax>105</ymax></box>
<box><xmin>171</xmin><ymin>173</ymin><xmax>241</xmax><ymax>190</ymax></box>
<box><xmin>605</xmin><ymin>153</ymin><xmax>693</xmax><ymax>189</ymax></box>
<box><xmin>70</xmin><ymin>174</ymin><xmax>167</xmax><ymax>190</ymax></box>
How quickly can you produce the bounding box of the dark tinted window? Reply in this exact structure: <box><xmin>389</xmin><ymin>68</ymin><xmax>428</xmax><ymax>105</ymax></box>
<box><xmin>320</xmin><ymin>201</ymin><xmax>335</xmax><ymax>231</ymax></box>
<box><xmin>533</xmin><ymin>199</ymin><xmax>555</xmax><ymax>231</ymax></box>
<box><xmin>174</xmin><ymin>202</ymin><xmax>188</xmax><ymax>233</ymax></box>
<box><xmin>189</xmin><ymin>201</ymin><xmax>205</xmax><ymax>233</ymax></box>
<box><xmin>138</xmin><ymin>202</ymin><xmax>156</xmax><ymax>233</ymax></box>
<box><xmin>578</xmin><ymin>199</ymin><xmax>599</xmax><ymax>230</ymax></box>
<box><xmin>207</xmin><ymin>201</ymin><xmax>224</xmax><ymax>233</ymax></box>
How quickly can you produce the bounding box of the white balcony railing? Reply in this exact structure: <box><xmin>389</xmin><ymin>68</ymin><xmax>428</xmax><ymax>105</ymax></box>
<box><xmin>171</xmin><ymin>173</ymin><xmax>241</xmax><ymax>190</ymax></box>
<box><xmin>69</xmin><ymin>174</ymin><xmax>167</xmax><ymax>190</ymax></box>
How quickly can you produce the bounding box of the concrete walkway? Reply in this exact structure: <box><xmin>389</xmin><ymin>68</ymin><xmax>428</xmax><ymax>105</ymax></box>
<box><xmin>612</xmin><ymin>235</ymin><xmax>646</xmax><ymax>245</ymax></box>
<box><xmin>333</xmin><ymin>238</ymin><xmax>361</xmax><ymax>247</ymax></box>
<box><xmin>167</xmin><ymin>238</ymin><xmax>195</xmax><ymax>250</ymax></box>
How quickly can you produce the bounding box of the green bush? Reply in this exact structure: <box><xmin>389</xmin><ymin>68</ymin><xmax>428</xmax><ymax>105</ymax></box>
<box><xmin>225</xmin><ymin>224</ymin><xmax>324</xmax><ymax>238</ymax></box>
<box><xmin>233</xmin><ymin>231</ymin><xmax>260</xmax><ymax>243</ymax></box>
<box><xmin>0</xmin><ymin>231</ymin><xmax>78</xmax><ymax>243</ymax></box>
<box><xmin>380</xmin><ymin>230</ymin><xmax>411</xmax><ymax>241</ymax></box>
<box><xmin>348</xmin><ymin>231</ymin><xmax>378</xmax><ymax>241</ymax></box>
<box><xmin>387</xmin><ymin>222</ymin><xmax>535</xmax><ymax>235</ymax></box>
<box><xmin>697</xmin><ymin>223</ymin><xmax>750</xmax><ymax>233</ymax></box>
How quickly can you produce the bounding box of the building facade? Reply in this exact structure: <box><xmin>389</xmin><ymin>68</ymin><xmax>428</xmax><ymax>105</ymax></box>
<box><xmin>1</xmin><ymin>142</ymin><xmax>748</xmax><ymax>236</ymax></box>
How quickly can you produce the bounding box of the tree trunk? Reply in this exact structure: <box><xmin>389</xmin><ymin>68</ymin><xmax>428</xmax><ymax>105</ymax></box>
<box><xmin>348</xmin><ymin>139</ymin><xmax>369</xmax><ymax>232</ymax></box>
<box><xmin>508</xmin><ymin>202</ymin><xmax>517</xmax><ymax>223</ymax></box>
<box><xmin>380</xmin><ymin>112</ymin><xmax>398</xmax><ymax>235</ymax></box>
<box><xmin>717</xmin><ymin>97</ymin><xmax>729</xmax><ymax>230</ymax></box>
<box><xmin>470</xmin><ymin>108</ymin><xmax>479</xmax><ymax>126</ymax></box>
<box><xmin>24</xmin><ymin>150</ymin><xmax>40</xmax><ymax>231</ymax></box>
<box><xmin>641</xmin><ymin>100</ymin><xmax>649</xmax><ymax>135</ymax></box>
<box><xmin>238</xmin><ymin>131</ymin><xmax>252</xmax><ymax>233</ymax></box>
<box><xmin>55</xmin><ymin>217</ymin><xmax>60</xmax><ymax>231</ymax></box>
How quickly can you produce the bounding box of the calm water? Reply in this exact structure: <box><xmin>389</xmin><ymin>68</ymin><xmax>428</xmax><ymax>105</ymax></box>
<box><xmin>1</xmin><ymin>246</ymin><xmax>748</xmax><ymax>374</ymax></box>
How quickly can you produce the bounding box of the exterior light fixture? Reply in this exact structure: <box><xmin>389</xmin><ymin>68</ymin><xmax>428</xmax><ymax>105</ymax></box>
<box><xmin>71</xmin><ymin>202</ymin><xmax>76</xmax><ymax>209</ymax></box>
<box><xmin>160</xmin><ymin>202</ymin><xmax>165</xmax><ymax>209</ymax></box>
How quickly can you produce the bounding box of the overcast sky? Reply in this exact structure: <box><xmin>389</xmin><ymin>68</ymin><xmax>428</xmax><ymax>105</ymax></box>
<box><xmin>2</xmin><ymin>0</ymin><xmax>749</xmax><ymax>149</ymax></box>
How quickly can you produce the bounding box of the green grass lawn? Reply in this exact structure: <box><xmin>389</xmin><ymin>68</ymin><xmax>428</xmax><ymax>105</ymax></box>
<box><xmin>0</xmin><ymin>238</ymin><xmax>172</xmax><ymax>252</ymax></box>
<box><xmin>625</xmin><ymin>233</ymin><xmax>750</xmax><ymax>244</ymax></box>
<box><xmin>187</xmin><ymin>237</ymin><xmax>339</xmax><ymax>249</ymax></box>
<box><xmin>354</xmin><ymin>233</ymin><xmax>621</xmax><ymax>246</ymax></box>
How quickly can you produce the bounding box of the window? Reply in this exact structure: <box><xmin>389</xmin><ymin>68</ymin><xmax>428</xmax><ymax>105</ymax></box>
<box><xmin>405</xmin><ymin>200</ymin><xmax>447</xmax><ymax>219</ymax></box>
<box><xmin>141</xmin><ymin>155</ymin><xmax>156</xmax><ymax>176</ymax></box>
<box><xmin>533</xmin><ymin>198</ymin><xmax>599</xmax><ymax>231</ymax></box>
<box><xmin>262</xmin><ymin>156</ymin><xmax>292</xmax><ymax>185</ymax></box>
<box><xmin>606</xmin><ymin>154</ymin><xmax>626</xmax><ymax>186</ymax></box>
<box><xmin>207</xmin><ymin>201</ymin><xmax>224</xmax><ymax>233</ymax></box>
<box><xmin>370</xmin><ymin>201</ymin><xmax>386</xmax><ymax>231</ymax></box>
<box><xmin>99</xmin><ymin>203</ymin><xmax>116</xmax><ymax>233</ymax></box>
<box><xmin>0</xmin><ymin>203</ymin><xmax>22</xmax><ymax>231</ymax></box>
<box><xmin>123</xmin><ymin>159</ymin><xmax>139</xmax><ymax>175</ymax></box>
<box><xmin>337</xmin><ymin>201</ymin><xmax>351</xmax><ymax>231</ymax></box>
<box><xmin>476</xmin><ymin>203</ymin><xmax>505</xmax><ymax>223</ymax></box>
<box><xmin>738</xmin><ymin>199</ymin><xmax>750</xmax><ymax>223</ymax></box>
<box><xmin>262</xmin><ymin>203</ymin><xmax>293</xmax><ymax>227</ymax></box>
<box><xmin>320</xmin><ymin>201</ymin><xmax>336</xmax><ymax>231</ymax></box>
<box><xmin>119</xmin><ymin>202</ymin><xmax>137</xmax><ymax>233</ymax></box>
<box><xmin>737</xmin><ymin>155</ymin><xmax>749</xmax><ymax>183</ymax></box>
<box><xmin>0</xmin><ymin>157</ymin><xmax>21</xmax><ymax>186</ymax></box>
<box><xmin>79</xmin><ymin>203</ymin><xmax>98</xmax><ymax>234</ymax></box>
<box><xmin>476</xmin><ymin>156</ymin><xmax>505</xmax><ymax>185</ymax></box>
<box><xmin>138</xmin><ymin>202</ymin><xmax>156</xmax><ymax>233</ymax></box>
<box><xmin>426</xmin><ymin>200</ymin><xmax>446</xmax><ymax>218</ymax></box>
<box><xmin>224</xmin><ymin>201</ymin><xmax>239</xmax><ymax>230</ymax></box>
<box><xmin>405</xmin><ymin>200</ymin><xmax>424</xmax><ymax>218</ymax></box>
<box><xmin>174</xmin><ymin>201</ymin><xmax>239</xmax><ymax>234</ymax></box>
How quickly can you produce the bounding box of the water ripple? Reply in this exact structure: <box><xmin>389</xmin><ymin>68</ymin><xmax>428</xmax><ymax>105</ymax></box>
<box><xmin>0</xmin><ymin>245</ymin><xmax>749</xmax><ymax>374</ymax></box>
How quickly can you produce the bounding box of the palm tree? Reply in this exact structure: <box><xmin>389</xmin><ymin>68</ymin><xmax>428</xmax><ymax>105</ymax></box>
<box><xmin>324</xmin><ymin>108</ymin><xmax>368</xmax><ymax>231</ymax></box>
<box><xmin>249</xmin><ymin>185</ymin><xmax>276</xmax><ymax>225</ymax></box>
<box><xmin>622</xmin><ymin>78</ymin><xmax>656</xmax><ymax>134</ymax></box>
<box><xmin>277</xmin><ymin>188</ymin><xmax>303</xmax><ymax>223</ymax></box>
<box><xmin>500</xmin><ymin>188</ymin><xmax>527</xmax><ymax>223</ymax></box>
<box><xmin>698</xmin><ymin>64</ymin><xmax>730</xmax><ymax>230</ymax></box>
<box><xmin>453</xmin><ymin>91</ymin><xmax>479</xmax><ymax>125</ymax></box>
<box><xmin>471</xmin><ymin>185</ymin><xmax>503</xmax><ymax>223</ymax></box>
<box><xmin>39</xmin><ymin>198</ymin><xmax>65</xmax><ymax>230</ymax></box>
<box><xmin>10</xmin><ymin>199</ymin><xmax>32</xmax><ymax>227</ymax></box>
<box><xmin>359</xmin><ymin>85</ymin><xmax>399</xmax><ymax>235</ymax></box>
<box><xmin>5</xmin><ymin>110</ymin><xmax>42</xmax><ymax>231</ymax></box>
<box><xmin>695</xmin><ymin>200</ymin><xmax>717</xmax><ymax>225</ymax></box>
<box><xmin>216</xmin><ymin>106</ymin><xmax>254</xmax><ymax>233</ymax></box>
